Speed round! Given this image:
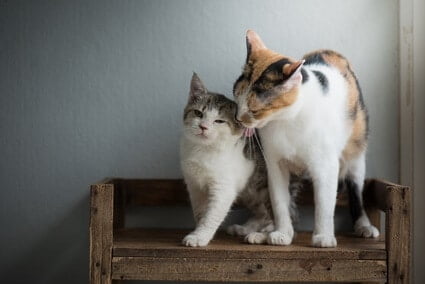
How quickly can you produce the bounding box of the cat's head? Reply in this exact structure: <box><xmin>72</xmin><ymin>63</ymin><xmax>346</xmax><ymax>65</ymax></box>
<box><xmin>183</xmin><ymin>73</ymin><xmax>243</xmax><ymax>145</ymax></box>
<box><xmin>233</xmin><ymin>30</ymin><xmax>305</xmax><ymax>128</ymax></box>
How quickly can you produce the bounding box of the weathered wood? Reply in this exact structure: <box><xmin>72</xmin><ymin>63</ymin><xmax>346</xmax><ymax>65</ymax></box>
<box><xmin>113</xmin><ymin>229</ymin><xmax>385</xmax><ymax>260</ymax></box>
<box><xmin>88</xmin><ymin>178</ymin><xmax>411</xmax><ymax>283</ymax></box>
<box><xmin>90</xmin><ymin>184</ymin><xmax>114</xmax><ymax>284</ymax></box>
<box><xmin>113</xmin><ymin>178</ymin><xmax>349</xmax><ymax>207</ymax></box>
<box><xmin>113</xmin><ymin>180</ymin><xmax>126</xmax><ymax>229</ymax></box>
<box><xmin>386</xmin><ymin>185</ymin><xmax>411</xmax><ymax>283</ymax></box>
<box><xmin>111</xmin><ymin>257</ymin><xmax>386</xmax><ymax>282</ymax></box>
<box><xmin>364</xmin><ymin>179</ymin><xmax>401</xmax><ymax>212</ymax></box>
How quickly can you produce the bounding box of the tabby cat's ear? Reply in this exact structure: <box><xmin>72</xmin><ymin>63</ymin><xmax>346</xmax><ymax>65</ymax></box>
<box><xmin>282</xmin><ymin>60</ymin><xmax>305</xmax><ymax>90</ymax></box>
<box><xmin>246</xmin><ymin>30</ymin><xmax>267</xmax><ymax>58</ymax></box>
<box><xmin>189</xmin><ymin>72</ymin><xmax>207</xmax><ymax>101</ymax></box>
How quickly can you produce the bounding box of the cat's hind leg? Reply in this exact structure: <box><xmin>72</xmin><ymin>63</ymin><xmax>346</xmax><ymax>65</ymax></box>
<box><xmin>345</xmin><ymin>153</ymin><xmax>380</xmax><ymax>238</ymax></box>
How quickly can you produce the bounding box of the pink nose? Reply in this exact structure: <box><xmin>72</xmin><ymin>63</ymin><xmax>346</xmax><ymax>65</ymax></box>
<box><xmin>199</xmin><ymin>124</ymin><xmax>208</xmax><ymax>131</ymax></box>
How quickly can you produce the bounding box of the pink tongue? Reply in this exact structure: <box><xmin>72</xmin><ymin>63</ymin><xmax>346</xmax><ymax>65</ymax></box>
<box><xmin>244</xmin><ymin>128</ymin><xmax>254</xmax><ymax>137</ymax></box>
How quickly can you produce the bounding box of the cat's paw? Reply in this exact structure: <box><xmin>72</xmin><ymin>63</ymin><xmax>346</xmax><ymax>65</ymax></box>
<box><xmin>355</xmin><ymin>225</ymin><xmax>380</xmax><ymax>238</ymax></box>
<box><xmin>226</xmin><ymin>224</ymin><xmax>248</xmax><ymax>236</ymax></box>
<box><xmin>245</xmin><ymin>232</ymin><xmax>267</xmax><ymax>244</ymax></box>
<box><xmin>267</xmin><ymin>230</ymin><xmax>293</xmax><ymax>245</ymax></box>
<box><xmin>182</xmin><ymin>233</ymin><xmax>210</xmax><ymax>247</ymax></box>
<box><xmin>312</xmin><ymin>234</ymin><xmax>337</xmax><ymax>248</ymax></box>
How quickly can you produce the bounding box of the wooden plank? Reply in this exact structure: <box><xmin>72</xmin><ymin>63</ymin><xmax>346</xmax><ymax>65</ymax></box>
<box><xmin>113</xmin><ymin>180</ymin><xmax>126</xmax><ymax>229</ymax></box>
<box><xmin>112</xmin><ymin>229</ymin><xmax>386</xmax><ymax>260</ymax></box>
<box><xmin>114</xmin><ymin>178</ymin><xmax>349</xmax><ymax>207</ymax></box>
<box><xmin>386</xmin><ymin>185</ymin><xmax>411</xmax><ymax>283</ymax></box>
<box><xmin>90</xmin><ymin>184</ymin><xmax>114</xmax><ymax>284</ymax></box>
<box><xmin>111</xmin><ymin>257</ymin><xmax>386</xmax><ymax>282</ymax></box>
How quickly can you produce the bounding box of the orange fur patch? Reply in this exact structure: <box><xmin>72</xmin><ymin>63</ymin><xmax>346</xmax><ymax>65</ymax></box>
<box><xmin>248</xmin><ymin>87</ymin><xmax>299</xmax><ymax>120</ymax></box>
<box><xmin>249</xmin><ymin>49</ymin><xmax>287</xmax><ymax>83</ymax></box>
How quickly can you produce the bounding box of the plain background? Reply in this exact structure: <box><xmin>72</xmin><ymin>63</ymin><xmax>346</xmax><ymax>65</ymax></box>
<box><xmin>1</xmin><ymin>0</ymin><xmax>417</xmax><ymax>283</ymax></box>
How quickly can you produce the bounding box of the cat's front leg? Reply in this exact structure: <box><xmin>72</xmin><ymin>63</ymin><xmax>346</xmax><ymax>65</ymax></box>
<box><xmin>266</xmin><ymin>159</ymin><xmax>294</xmax><ymax>245</ymax></box>
<box><xmin>183</xmin><ymin>185</ymin><xmax>237</xmax><ymax>247</ymax></box>
<box><xmin>310</xmin><ymin>156</ymin><xmax>339</xmax><ymax>248</ymax></box>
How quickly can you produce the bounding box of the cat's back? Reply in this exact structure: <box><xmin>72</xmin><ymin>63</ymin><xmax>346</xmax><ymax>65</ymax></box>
<box><xmin>303</xmin><ymin>50</ymin><xmax>366</xmax><ymax>117</ymax></box>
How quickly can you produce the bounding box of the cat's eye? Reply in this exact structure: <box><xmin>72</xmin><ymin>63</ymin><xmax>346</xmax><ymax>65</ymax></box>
<box><xmin>214</xmin><ymin>119</ymin><xmax>226</xmax><ymax>124</ymax></box>
<box><xmin>193</xmin><ymin>110</ymin><xmax>203</xmax><ymax>118</ymax></box>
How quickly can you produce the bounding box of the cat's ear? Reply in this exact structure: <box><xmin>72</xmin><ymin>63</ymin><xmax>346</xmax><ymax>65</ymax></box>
<box><xmin>246</xmin><ymin>30</ymin><xmax>267</xmax><ymax>58</ymax></box>
<box><xmin>189</xmin><ymin>72</ymin><xmax>207</xmax><ymax>101</ymax></box>
<box><xmin>281</xmin><ymin>60</ymin><xmax>305</xmax><ymax>90</ymax></box>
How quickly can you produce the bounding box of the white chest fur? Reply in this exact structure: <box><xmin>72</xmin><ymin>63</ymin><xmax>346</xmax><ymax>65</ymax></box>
<box><xmin>180</xmin><ymin>137</ymin><xmax>254</xmax><ymax>192</ymax></box>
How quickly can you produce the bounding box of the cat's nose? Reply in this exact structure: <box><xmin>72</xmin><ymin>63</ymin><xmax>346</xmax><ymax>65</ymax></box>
<box><xmin>199</xmin><ymin>124</ymin><xmax>208</xmax><ymax>131</ymax></box>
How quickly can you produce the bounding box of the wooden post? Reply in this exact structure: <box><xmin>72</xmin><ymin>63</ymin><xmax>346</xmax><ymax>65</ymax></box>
<box><xmin>90</xmin><ymin>184</ymin><xmax>114</xmax><ymax>284</ymax></box>
<box><xmin>113</xmin><ymin>179</ymin><xmax>126</xmax><ymax>230</ymax></box>
<box><xmin>386</xmin><ymin>185</ymin><xmax>412</xmax><ymax>283</ymax></box>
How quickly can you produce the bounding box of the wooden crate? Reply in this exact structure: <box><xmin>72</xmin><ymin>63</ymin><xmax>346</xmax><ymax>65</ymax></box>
<box><xmin>89</xmin><ymin>178</ymin><xmax>411</xmax><ymax>283</ymax></box>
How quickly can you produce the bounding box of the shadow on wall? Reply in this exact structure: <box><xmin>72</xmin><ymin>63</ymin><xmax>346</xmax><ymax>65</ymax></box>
<box><xmin>3</xmin><ymin>195</ymin><xmax>90</xmax><ymax>284</ymax></box>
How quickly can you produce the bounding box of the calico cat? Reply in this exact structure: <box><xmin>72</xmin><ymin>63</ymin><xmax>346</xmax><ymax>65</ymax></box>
<box><xmin>180</xmin><ymin>73</ymin><xmax>275</xmax><ymax>247</ymax></box>
<box><xmin>232</xmin><ymin>30</ymin><xmax>379</xmax><ymax>248</ymax></box>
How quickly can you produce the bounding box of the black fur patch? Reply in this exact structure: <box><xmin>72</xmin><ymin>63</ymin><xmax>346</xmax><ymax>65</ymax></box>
<box><xmin>303</xmin><ymin>53</ymin><xmax>328</xmax><ymax>66</ymax></box>
<box><xmin>346</xmin><ymin>178</ymin><xmax>362</xmax><ymax>224</ymax></box>
<box><xmin>301</xmin><ymin>68</ymin><xmax>309</xmax><ymax>84</ymax></box>
<box><xmin>312</xmin><ymin>70</ymin><xmax>329</xmax><ymax>93</ymax></box>
<box><xmin>252</xmin><ymin>58</ymin><xmax>292</xmax><ymax>95</ymax></box>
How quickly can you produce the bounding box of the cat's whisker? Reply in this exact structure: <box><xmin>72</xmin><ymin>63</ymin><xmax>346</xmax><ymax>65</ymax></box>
<box><xmin>253</xmin><ymin>130</ymin><xmax>269</xmax><ymax>164</ymax></box>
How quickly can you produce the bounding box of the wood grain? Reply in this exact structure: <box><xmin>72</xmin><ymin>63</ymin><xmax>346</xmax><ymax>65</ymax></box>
<box><xmin>90</xmin><ymin>184</ymin><xmax>114</xmax><ymax>284</ymax></box>
<box><xmin>112</xmin><ymin>178</ymin><xmax>350</xmax><ymax>208</ymax></box>
<box><xmin>111</xmin><ymin>257</ymin><xmax>386</xmax><ymax>282</ymax></box>
<box><xmin>386</xmin><ymin>185</ymin><xmax>411</xmax><ymax>283</ymax></box>
<box><xmin>112</xmin><ymin>229</ymin><xmax>385</xmax><ymax>260</ymax></box>
<box><xmin>87</xmin><ymin>178</ymin><xmax>411</xmax><ymax>283</ymax></box>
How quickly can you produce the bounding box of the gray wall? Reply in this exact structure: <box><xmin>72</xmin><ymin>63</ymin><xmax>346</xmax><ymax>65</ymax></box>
<box><xmin>0</xmin><ymin>1</ymin><xmax>400</xmax><ymax>283</ymax></box>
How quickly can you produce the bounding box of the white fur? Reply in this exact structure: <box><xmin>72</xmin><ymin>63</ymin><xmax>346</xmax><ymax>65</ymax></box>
<box><xmin>180</xmin><ymin>111</ymin><xmax>256</xmax><ymax>247</ymax></box>
<box><xmin>239</xmin><ymin>63</ymin><xmax>378</xmax><ymax>247</ymax></box>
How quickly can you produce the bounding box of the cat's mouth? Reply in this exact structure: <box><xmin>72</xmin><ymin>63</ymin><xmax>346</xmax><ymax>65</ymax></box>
<box><xmin>243</xmin><ymin>128</ymin><xmax>255</xmax><ymax>138</ymax></box>
<box><xmin>196</xmin><ymin>132</ymin><xmax>209</xmax><ymax>139</ymax></box>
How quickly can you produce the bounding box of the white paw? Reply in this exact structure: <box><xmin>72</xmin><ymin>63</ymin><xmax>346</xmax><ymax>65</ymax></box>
<box><xmin>226</xmin><ymin>224</ymin><xmax>248</xmax><ymax>236</ymax></box>
<box><xmin>267</xmin><ymin>230</ymin><xmax>293</xmax><ymax>246</ymax></box>
<box><xmin>312</xmin><ymin>234</ymin><xmax>337</xmax><ymax>248</ymax></box>
<box><xmin>182</xmin><ymin>233</ymin><xmax>210</xmax><ymax>247</ymax></box>
<box><xmin>245</xmin><ymin>232</ymin><xmax>268</xmax><ymax>244</ymax></box>
<box><xmin>355</xmin><ymin>225</ymin><xmax>380</xmax><ymax>238</ymax></box>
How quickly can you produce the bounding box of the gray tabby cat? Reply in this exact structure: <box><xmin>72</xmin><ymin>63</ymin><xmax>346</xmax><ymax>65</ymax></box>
<box><xmin>180</xmin><ymin>73</ymin><xmax>275</xmax><ymax>247</ymax></box>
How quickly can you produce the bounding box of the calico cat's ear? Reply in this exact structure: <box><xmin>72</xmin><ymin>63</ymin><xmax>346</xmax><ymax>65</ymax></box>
<box><xmin>246</xmin><ymin>30</ymin><xmax>267</xmax><ymax>58</ymax></box>
<box><xmin>189</xmin><ymin>72</ymin><xmax>207</xmax><ymax>101</ymax></box>
<box><xmin>281</xmin><ymin>60</ymin><xmax>305</xmax><ymax>90</ymax></box>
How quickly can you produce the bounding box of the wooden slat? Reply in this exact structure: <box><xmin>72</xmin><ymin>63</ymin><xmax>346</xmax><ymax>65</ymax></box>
<box><xmin>386</xmin><ymin>185</ymin><xmax>411</xmax><ymax>283</ymax></box>
<box><xmin>90</xmin><ymin>184</ymin><xmax>114</xmax><ymax>284</ymax></box>
<box><xmin>112</xmin><ymin>178</ymin><xmax>349</xmax><ymax>207</ymax></box>
<box><xmin>111</xmin><ymin>256</ymin><xmax>386</xmax><ymax>282</ymax></box>
<box><xmin>112</xmin><ymin>229</ymin><xmax>385</xmax><ymax>260</ymax></box>
<box><xmin>364</xmin><ymin>179</ymin><xmax>403</xmax><ymax>212</ymax></box>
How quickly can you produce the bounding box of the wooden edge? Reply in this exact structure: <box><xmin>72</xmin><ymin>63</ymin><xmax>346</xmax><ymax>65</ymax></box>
<box><xmin>386</xmin><ymin>185</ymin><xmax>412</xmax><ymax>283</ymax></box>
<box><xmin>363</xmin><ymin>178</ymin><xmax>410</xmax><ymax>212</ymax></box>
<box><xmin>89</xmin><ymin>184</ymin><xmax>114</xmax><ymax>284</ymax></box>
<box><xmin>111</xmin><ymin>257</ymin><xmax>387</xmax><ymax>282</ymax></box>
<box><xmin>92</xmin><ymin>177</ymin><xmax>119</xmax><ymax>186</ymax></box>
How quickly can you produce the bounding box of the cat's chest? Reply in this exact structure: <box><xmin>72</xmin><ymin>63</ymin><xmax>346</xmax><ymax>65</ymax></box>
<box><xmin>181</xmin><ymin>142</ymin><xmax>253</xmax><ymax>188</ymax></box>
<box><xmin>260</xmin><ymin>121</ymin><xmax>309</xmax><ymax>160</ymax></box>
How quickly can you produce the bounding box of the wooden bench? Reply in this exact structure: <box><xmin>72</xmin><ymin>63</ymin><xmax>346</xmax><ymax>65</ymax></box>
<box><xmin>89</xmin><ymin>178</ymin><xmax>411</xmax><ymax>283</ymax></box>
